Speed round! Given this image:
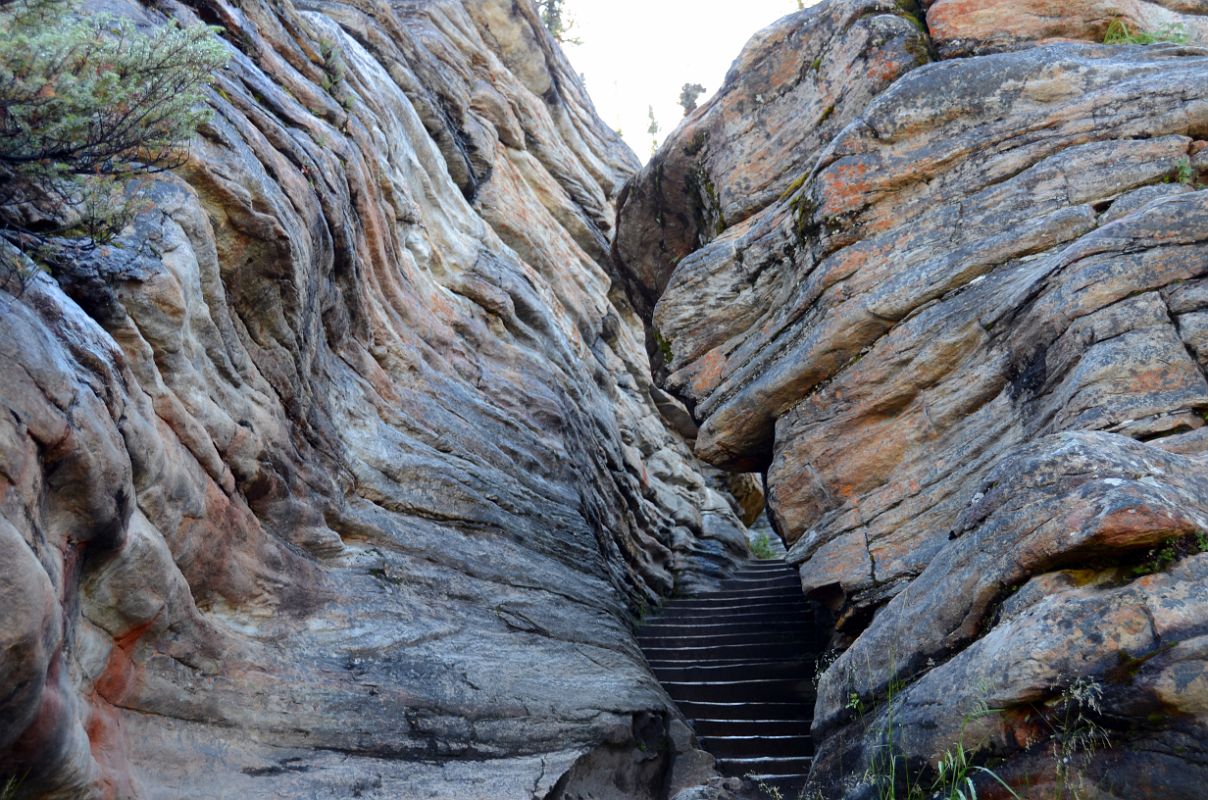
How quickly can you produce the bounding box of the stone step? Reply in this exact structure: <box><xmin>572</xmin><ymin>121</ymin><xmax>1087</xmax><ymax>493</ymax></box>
<box><xmin>647</xmin><ymin>611</ymin><xmax>806</xmax><ymax>628</ymax></box>
<box><xmin>727</xmin><ymin>570</ymin><xmax>797</xmax><ymax>582</ymax></box>
<box><xmin>715</xmin><ymin>755</ymin><xmax>813</xmax><ymax>777</ymax></box>
<box><xmin>657</xmin><ymin>599</ymin><xmax>806</xmax><ymax>611</ymax></box>
<box><xmin>699</xmin><ymin>734</ymin><xmax>812</xmax><ymax>759</ymax></box>
<box><xmin>642</xmin><ymin>633</ymin><xmax>811</xmax><ymax>652</ymax></box>
<box><xmin>643</xmin><ymin>630</ymin><xmax>814</xmax><ymax>646</ymax></box>
<box><xmin>653</xmin><ymin>601</ymin><xmax>810</xmax><ymax>616</ymax></box>
<box><xmin>646</xmin><ymin>619</ymin><xmax>814</xmax><ymax>636</ymax></box>
<box><xmin>745</xmin><ymin>773</ymin><xmax>810</xmax><ymax>795</ymax></box>
<box><xmin>675</xmin><ymin>700</ymin><xmax>813</xmax><ymax>721</ymax></box>
<box><xmin>715</xmin><ymin>575</ymin><xmax>801</xmax><ymax>591</ymax></box>
<box><xmin>691</xmin><ymin>718</ymin><xmax>812</xmax><ymax>738</ymax></box>
<box><xmin>647</xmin><ymin>625</ymin><xmax>817</xmax><ymax>643</ymax></box>
<box><xmin>721</xmin><ymin>566</ymin><xmax>798</xmax><ymax>578</ymax></box>
<box><xmin>681</xmin><ymin>587</ymin><xmax>802</xmax><ymax>604</ymax></box>
<box><xmin>662</xmin><ymin>677</ymin><xmax>815</xmax><ymax>704</ymax></box>
<box><xmin>650</xmin><ymin>659</ymin><xmax>810</xmax><ymax>683</ymax></box>
<box><xmin>640</xmin><ymin>560</ymin><xmax>824</xmax><ymax>792</ymax></box>
<box><xmin>732</xmin><ymin>564</ymin><xmax>795</xmax><ymax>574</ymax></box>
<box><xmin>642</xmin><ymin>639</ymin><xmax>817</xmax><ymax>661</ymax></box>
<box><xmin>664</xmin><ymin>600</ymin><xmax>806</xmax><ymax>614</ymax></box>
<box><xmin>640</xmin><ymin>619</ymin><xmax>811</xmax><ymax>638</ymax></box>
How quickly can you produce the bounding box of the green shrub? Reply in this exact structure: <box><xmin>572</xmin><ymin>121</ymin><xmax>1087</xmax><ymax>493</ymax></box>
<box><xmin>750</xmin><ymin>531</ymin><xmax>778</xmax><ymax>560</ymax></box>
<box><xmin>537</xmin><ymin>0</ymin><xmax>580</xmax><ymax>44</ymax></box>
<box><xmin>1130</xmin><ymin>530</ymin><xmax>1208</xmax><ymax>578</ymax></box>
<box><xmin>1103</xmin><ymin>19</ymin><xmax>1190</xmax><ymax>45</ymax></box>
<box><xmin>679</xmin><ymin>82</ymin><xmax>706</xmax><ymax>115</ymax></box>
<box><xmin>0</xmin><ymin>0</ymin><xmax>227</xmax><ymax>275</ymax></box>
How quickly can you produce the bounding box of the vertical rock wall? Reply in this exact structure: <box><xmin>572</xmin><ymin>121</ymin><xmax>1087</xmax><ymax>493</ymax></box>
<box><xmin>617</xmin><ymin>0</ymin><xmax>1208</xmax><ymax>796</ymax></box>
<box><xmin>0</xmin><ymin>1</ymin><xmax>753</xmax><ymax>797</ymax></box>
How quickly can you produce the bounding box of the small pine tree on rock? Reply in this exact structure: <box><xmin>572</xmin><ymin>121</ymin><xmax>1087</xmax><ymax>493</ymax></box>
<box><xmin>537</xmin><ymin>0</ymin><xmax>580</xmax><ymax>45</ymax></box>
<box><xmin>679</xmin><ymin>83</ymin><xmax>706</xmax><ymax>115</ymax></box>
<box><xmin>0</xmin><ymin>0</ymin><xmax>228</xmax><ymax>276</ymax></box>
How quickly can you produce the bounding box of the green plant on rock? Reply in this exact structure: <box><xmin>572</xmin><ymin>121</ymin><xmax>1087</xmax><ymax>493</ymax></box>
<box><xmin>633</xmin><ymin>594</ymin><xmax>654</xmax><ymax>628</ymax></box>
<box><xmin>747</xmin><ymin>772</ymin><xmax>785</xmax><ymax>800</ymax></box>
<box><xmin>750</xmin><ymin>530</ymin><xmax>778</xmax><ymax>560</ymax></box>
<box><xmin>860</xmin><ymin>674</ymin><xmax>1021</xmax><ymax>800</ymax></box>
<box><xmin>1041</xmin><ymin>678</ymin><xmax>1110</xmax><ymax>800</ymax></box>
<box><xmin>1130</xmin><ymin>531</ymin><xmax>1208</xmax><ymax>578</ymax></box>
<box><xmin>1103</xmin><ymin>18</ymin><xmax>1190</xmax><ymax>45</ymax></box>
<box><xmin>932</xmin><ymin>739</ymin><xmax>1021</xmax><ymax>800</ymax></box>
<box><xmin>1175</xmin><ymin>157</ymin><xmax>1196</xmax><ymax>186</ymax></box>
<box><xmin>812</xmin><ymin>648</ymin><xmax>841</xmax><ymax>690</ymax></box>
<box><xmin>679</xmin><ymin>82</ymin><xmax>706</xmax><ymax>116</ymax></box>
<box><xmin>537</xmin><ymin>0</ymin><xmax>581</xmax><ymax>45</ymax></box>
<box><xmin>647</xmin><ymin>104</ymin><xmax>661</xmax><ymax>158</ymax></box>
<box><xmin>0</xmin><ymin>0</ymin><xmax>227</xmax><ymax>278</ymax></box>
<box><xmin>318</xmin><ymin>38</ymin><xmax>346</xmax><ymax>92</ymax></box>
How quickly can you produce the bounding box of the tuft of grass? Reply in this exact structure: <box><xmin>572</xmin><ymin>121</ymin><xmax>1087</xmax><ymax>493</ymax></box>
<box><xmin>1044</xmin><ymin>678</ymin><xmax>1111</xmax><ymax>800</ymax></box>
<box><xmin>1103</xmin><ymin>19</ymin><xmax>1190</xmax><ymax>45</ymax></box>
<box><xmin>856</xmin><ymin>672</ymin><xmax>1022</xmax><ymax>800</ymax></box>
<box><xmin>2</xmin><ymin>776</ymin><xmax>21</xmax><ymax>800</ymax></box>
<box><xmin>933</xmin><ymin>740</ymin><xmax>1022</xmax><ymax>800</ymax></box>
<box><xmin>747</xmin><ymin>772</ymin><xmax>785</xmax><ymax>800</ymax></box>
<box><xmin>750</xmin><ymin>531</ymin><xmax>778</xmax><ymax>560</ymax></box>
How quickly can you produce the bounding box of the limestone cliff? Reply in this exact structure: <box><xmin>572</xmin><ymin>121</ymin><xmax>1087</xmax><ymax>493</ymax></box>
<box><xmin>0</xmin><ymin>1</ymin><xmax>753</xmax><ymax>797</ymax></box>
<box><xmin>617</xmin><ymin>0</ymin><xmax>1208</xmax><ymax>797</ymax></box>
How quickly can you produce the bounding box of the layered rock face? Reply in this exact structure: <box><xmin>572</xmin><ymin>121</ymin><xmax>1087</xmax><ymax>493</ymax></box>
<box><xmin>617</xmin><ymin>0</ymin><xmax>1208</xmax><ymax>796</ymax></box>
<box><xmin>0</xmin><ymin>1</ymin><xmax>754</xmax><ymax>798</ymax></box>
<box><xmin>923</xmin><ymin>0</ymin><xmax>1208</xmax><ymax>57</ymax></box>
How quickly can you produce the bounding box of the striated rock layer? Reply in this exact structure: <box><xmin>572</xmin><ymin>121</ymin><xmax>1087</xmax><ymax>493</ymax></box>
<box><xmin>923</xmin><ymin>0</ymin><xmax>1208</xmax><ymax>57</ymax></box>
<box><xmin>0</xmin><ymin>1</ymin><xmax>755</xmax><ymax>798</ymax></box>
<box><xmin>617</xmin><ymin>0</ymin><xmax>1208</xmax><ymax>796</ymax></box>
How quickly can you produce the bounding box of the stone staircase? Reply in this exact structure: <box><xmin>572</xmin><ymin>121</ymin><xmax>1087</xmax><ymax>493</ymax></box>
<box><xmin>639</xmin><ymin>561</ymin><xmax>823</xmax><ymax>795</ymax></box>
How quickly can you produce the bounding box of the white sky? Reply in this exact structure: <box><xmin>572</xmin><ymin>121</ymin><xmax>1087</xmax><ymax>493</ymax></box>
<box><xmin>560</xmin><ymin>0</ymin><xmax>819</xmax><ymax>160</ymax></box>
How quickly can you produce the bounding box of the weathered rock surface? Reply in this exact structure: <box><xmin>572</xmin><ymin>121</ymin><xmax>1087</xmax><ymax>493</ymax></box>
<box><xmin>613</xmin><ymin>0</ymin><xmax>930</xmax><ymax>334</ymax></box>
<box><xmin>0</xmin><ymin>0</ymin><xmax>753</xmax><ymax>797</ymax></box>
<box><xmin>813</xmin><ymin>433</ymin><xmax>1208</xmax><ymax>798</ymax></box>
<box><xmin>617</xmin><ymin>0</ymin><xmax>1208</xmax><ymax>795</ymax></box>
<box><xmin>924</xmin><ymin>0</ymin><xmax>1208</xmax><ymax>57</ymax></box>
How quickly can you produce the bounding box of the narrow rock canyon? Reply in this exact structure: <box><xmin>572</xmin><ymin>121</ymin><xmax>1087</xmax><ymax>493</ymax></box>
<box><xmin>3</xmin><ymin>0</ymin><xmax>1208</xmax><ymax>798</ymax></box>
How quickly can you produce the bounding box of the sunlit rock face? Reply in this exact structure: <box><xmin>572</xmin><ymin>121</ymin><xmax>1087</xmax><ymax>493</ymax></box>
<box><xmin>0</xmin><ymin>0</ymin><xmax>754</xmax><ymax>797</ymax></box>
<box><xmin>613</xmin><ymin>0</ymin><xmax>930</xmax><ymax>343</ymax></box>
<box><xmin>617</xmin><ymin>0</ymin><xmax>1208</xmax><ymax>795</ymax></box>
<box><xmin>923</xmin><ymin>0</ymin><xmax>1208</xmax><ymax>56</ymax></box>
